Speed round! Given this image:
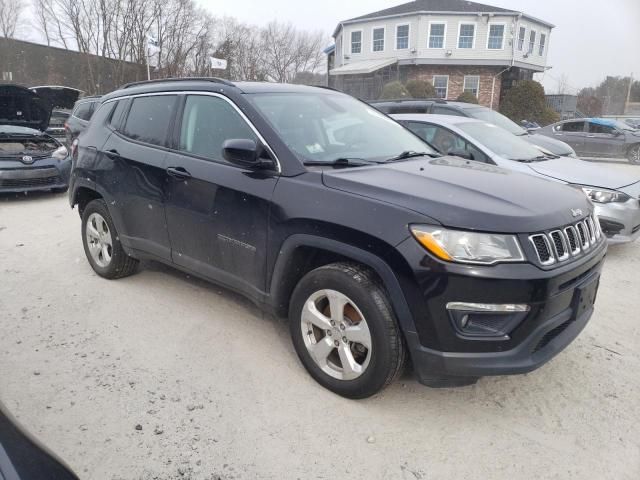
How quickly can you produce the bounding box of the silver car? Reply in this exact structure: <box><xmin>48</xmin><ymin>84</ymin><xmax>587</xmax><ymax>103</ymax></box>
<box><xmin>394</xmin><ymin>114</ymin><xmax>640</xmax><ymax>244</ymax></box>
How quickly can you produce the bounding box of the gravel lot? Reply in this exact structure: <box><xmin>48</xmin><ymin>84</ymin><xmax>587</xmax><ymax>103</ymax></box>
<box><xmin>1</xmin><ymin>164</ymin><xmax>639</xmax><ymax>480</ymax></box>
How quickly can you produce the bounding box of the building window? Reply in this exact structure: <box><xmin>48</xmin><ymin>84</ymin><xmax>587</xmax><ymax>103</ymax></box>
<box><xmin>539</xmin><ymin>33</ymin><xmax>546</xmax><ymax>55</ymax></box>
<box><xmin>396</xmin><ymin>24</ymin><xmax>409</xmax><ymax>50</ymax></box>
<box><xmin>428</xmin><ymin>23</ymin><xmax>446</xmax><ymax>49</ymax></box>
<box><xmin>487</xmin><ymin>24</ymin><xmax>505</xmax><ymax>49</ymax></box>
<box><xmin>2</xmin><ymin>72</ymin><xmax>12</xmax><ymax>81</ymax></box>
<box><xmin>528</xmin><ymin>30</ymin><xmax>536</xmax><ymax>54</ymax></box>
<box><xmin>517</xmin><ymin>26</ymin><xmax>526</xmax><ymax>51</ymax></box>
<box><xmin>458</xmin><ymin>23</ymin><xmax>475</xmax><ymax>49</ymax></box>
<box><xmin>433</xmin><ymin>75</ymin><xmax>449</xmax><ymax>98</ymax></box>
<box><xmin>463</xmin><ymin>76</ymin><xmax>480</xmax><ymax>97</ymax></box>
<box><xmin>351</xmin><ymin>31</ymin><xmax>362</xmax><ymax>54</ymax></box>
<box><xmin>372</xmin><ymin>27</ymin><xmax>385</xmax><ymax>52</ymax></box>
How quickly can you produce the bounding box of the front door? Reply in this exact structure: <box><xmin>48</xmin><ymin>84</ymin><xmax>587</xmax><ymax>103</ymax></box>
<box><xmin>584</xmin><ymin>120</ymin><xmax>627</xmax><ymax>157</ymax></box>
<box><xmin>163</xmin><ymin>93</ymin><xmax>278</xmax><ymax>295</ymax></box>
<box><xmin>552</xmin><ymin>120</ymin><xmax>586</xmax><ymax>154</ymax></box>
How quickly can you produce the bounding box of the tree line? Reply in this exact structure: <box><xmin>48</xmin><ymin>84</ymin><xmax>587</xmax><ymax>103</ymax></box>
<box><xmin>1</xmin><ymin>0</ymin><xmax>327</xmax><ymax>90</ymax></box>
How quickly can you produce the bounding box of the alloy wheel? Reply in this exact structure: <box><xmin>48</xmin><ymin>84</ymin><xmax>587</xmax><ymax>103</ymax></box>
<box><xmin>300</xmin><ymin>289</ymin><xmax>372</xmax><ymax>380</ymax></box>
<box><xmin>86</xmin><ymin>213</ymin><xmax>113</xmax><ymax>268</ymax></box>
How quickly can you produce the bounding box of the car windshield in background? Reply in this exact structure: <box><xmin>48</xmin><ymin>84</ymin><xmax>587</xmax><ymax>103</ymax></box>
<box><xmin>463</xmin><ymin>106</ymin><xmax>528</xmax><ymax>136</ymax></box>
<box><xmin>248</xmin><ymin>93</ymin><xmax>437</xmax><ymax>163</ymax></box>
<box><xmin>457</xmin><ymin>121</ymin><xmax>546</xmax><ymax>161</ymax></box>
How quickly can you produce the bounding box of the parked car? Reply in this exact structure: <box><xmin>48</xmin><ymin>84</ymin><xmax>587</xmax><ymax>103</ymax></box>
<box><xmin>624</xmin><ymin>118</ymin><xmax>640</xmax><ymax>130</ymax></box>
<box><xmin>70</xmin><ymin>79</ymin><xmax>605</xmax><ymax>398</ymax></box>
<box><xmin>369</xmin><ymin>98</ymin><xmax>577</xmax><ymax>157</ymax></box>
<box><xmin>65</xmin><ymin>95</ymin><xmax>102</xmax><ymax>146</ymax></box>
<box><xmin>395</xmin><ymin>114</ymin><xmax>640</xmax><ymax>244</ymax></box>
<box><xmin>0</xmin><ymin>401</ymin><xmax>79</xmax><ymax>479</ymax></box>
<box><xmin>30</xmin><ymin>86</ymin><xmax>81</xmax><ymax>142</ymax></box>
<box><xmin>537</xmin><ymin>118</ymin><xmax>640</xmax><ymax>163</ymax></box>
<box><xmin>0</xmin><ymin>84</ymin><xmax>71</xmax><ymax>193</ymax></box>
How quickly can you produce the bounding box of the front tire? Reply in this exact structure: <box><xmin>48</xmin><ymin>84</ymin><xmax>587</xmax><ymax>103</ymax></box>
<box><xmin>289</xmin><ymin>263</ymin><xmax>406</xmax><ymax>399</ymax></box>
<box><xmin>81</xmin><ymin>199</ymin><xmax>138</xmax><ymax>279</ymax></box>
<box><xmin>628</xmin><ymin>144</ymin><xmax>640</xmax><ymax>164</ymax></box>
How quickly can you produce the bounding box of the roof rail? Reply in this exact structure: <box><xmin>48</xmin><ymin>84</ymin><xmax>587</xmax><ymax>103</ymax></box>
<box><xmin>370</xmin><ymin>97</ymin><xmax>448</xmax><ymax>104</ymax></box>
<box><xmin>121</xmin><ymin>77</ymin><xmax>235</xmax><ymax>89</ymax></box>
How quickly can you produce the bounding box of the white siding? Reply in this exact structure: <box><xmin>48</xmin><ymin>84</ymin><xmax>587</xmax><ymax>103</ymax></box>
<box><xmin>334</xmin><ymin>13</ymin><xmax>551</xmax><ymax>70</ymax></box>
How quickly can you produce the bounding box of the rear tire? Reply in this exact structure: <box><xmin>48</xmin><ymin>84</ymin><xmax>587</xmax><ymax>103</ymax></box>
<box><xmin>81</xmin><ymin>199</ymin><xmax>138</xmax><ymax>279</ymax></box>
<box><xmin>628</xmin><ymin>144</ymin><xmax>640</xmax><ymax>164</ymax></box>
<box><xmin>289</xmin><ymin>263</ymin><xmax>406</xmax><ymax>399</ymax></box>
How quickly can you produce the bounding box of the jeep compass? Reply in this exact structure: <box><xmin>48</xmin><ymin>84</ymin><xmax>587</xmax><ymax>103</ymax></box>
<box><xmin>69</xmin><ymin>78</ymin><xmax>606</xmax><ymax>398</ymax></box>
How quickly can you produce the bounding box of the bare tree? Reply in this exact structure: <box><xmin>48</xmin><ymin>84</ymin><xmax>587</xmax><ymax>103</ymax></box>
<box><xmin>0</xmin><ymin>0</ymin><xmax>23</xmax><ymax>38</ymax></box>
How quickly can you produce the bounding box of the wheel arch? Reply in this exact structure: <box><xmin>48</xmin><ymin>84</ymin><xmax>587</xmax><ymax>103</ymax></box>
<box><xmin>72</xmin><ymin>186</ymin><xmax>103</xmax><ymax>216</ymax></box>
<box><xmin>268</xmin><ymin>234</ymin><xmax>417</xmax><ymax>336</ymax></box>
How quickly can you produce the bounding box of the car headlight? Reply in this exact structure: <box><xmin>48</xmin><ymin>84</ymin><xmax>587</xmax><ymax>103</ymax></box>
<box><xmin>410</xmin><ymin>225</ymin><xmax>525</xmax><ymax>265</ymax></box>
<box><xmin>52</xmin><ymin>145</ymin><xmax>68</xmax><ymax>160</ymax></box>
<box><xmin>575</xmin><ymin>186</ymin><xmax>630</xmax><ymax>204</ymax></box>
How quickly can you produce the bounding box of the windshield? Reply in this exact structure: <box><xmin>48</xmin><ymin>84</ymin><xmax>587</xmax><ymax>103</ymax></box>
<box><xmin>463</xmin><ymin>107</ymin><xmax>528</xmax><ymax>136</ymax></box>
<box><xmin>458</xmin><ymin>121</ymin><xmax>546</xmax><ymax>161</ymax></box>
<box><xmin>248</xmin><ymin>92</ymin><xmax>436</xmax><ymax>163</ymax></box>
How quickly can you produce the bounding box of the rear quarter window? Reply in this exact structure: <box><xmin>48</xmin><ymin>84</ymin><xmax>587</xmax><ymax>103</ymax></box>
<box><xmin>121</xmin><ymin>95</ymin><xmax>177</xmax><ymax>146</ymax></box>
<box><xmin>73</xmin><ymin>102</ymin><xmax>93</xmax><ymax>121</ymax></box>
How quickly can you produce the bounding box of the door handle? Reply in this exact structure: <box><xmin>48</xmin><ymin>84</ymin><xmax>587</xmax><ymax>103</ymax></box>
<box><xmin>166</xmin><ymin>166</ymin><xmax>192</xmax><ymax>180</ymax></box>
<box><xmin>105</xmin><ymin>149</ymin><xmax>121</xmax><ymax>159</ymax></box>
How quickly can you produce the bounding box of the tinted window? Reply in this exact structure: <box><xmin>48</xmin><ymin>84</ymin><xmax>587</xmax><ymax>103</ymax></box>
<box><xmin>432</xmin><ymin>106</ymin><xmax>466</xmax><ymax>117</ymax></box>
<box><xmin>122</xmin><ymin>95</ymin><xmax>176</xmax><ymax>146</ymax></box>
<box><xmin>179</xmin><ymin>95</ymin><xmax>257</xmax><ymax>162</ymax></box>
<box><xmin>109</xmin><ymin>100</ymin><xmax>127</xmax><ymax>129</ymax></box>
<box><xmin>73</xmin><ymin>102</ymin><xmax>92</xmax><ymax>121</ymax></box>
<box><xmin>561</xmin><ymin>121</ymin><xmax>585</xmax><ymax>132</ymax></box>
<box><xmin>588</xmin><ymin>122</ymin><xmax>615</xmax><ymax>134</ymax></box>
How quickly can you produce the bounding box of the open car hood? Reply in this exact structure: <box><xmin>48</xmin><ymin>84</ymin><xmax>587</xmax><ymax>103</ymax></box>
<box><xmin>0</xmin><ymin>84</ymin><xmax>52</xmax><ymax>132</ymax></box>
<box><xmin>30</xmin><ymin>85</ymin><xmax>82</xmax><ymax>110</ymax></box>
<box><xmin>527</xmin><ymin>157</ymin><xmax>640</xmax><ymax>190</ymax></box>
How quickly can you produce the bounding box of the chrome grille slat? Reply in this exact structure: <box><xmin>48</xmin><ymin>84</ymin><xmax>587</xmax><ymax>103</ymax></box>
<box><xmin>529</xmin><ymin>216</ymin><xmax>602</xmax><ymax>267</ymax></box>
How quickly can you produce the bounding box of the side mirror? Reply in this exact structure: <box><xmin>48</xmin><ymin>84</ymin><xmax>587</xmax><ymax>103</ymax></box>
<box><xmin>448</xmin><ymin>149</ymin><xmax>474</xmax><ymax>160</ymax></box>
<box><xmin>222</xmin><ymin>139</ymin><xmax>274</xmax><ymax>170</ymax></box>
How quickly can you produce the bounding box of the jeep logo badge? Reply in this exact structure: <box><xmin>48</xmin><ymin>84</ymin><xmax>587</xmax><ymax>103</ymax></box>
<box><xmin>571</xmin><ymin>208</ymin><xmax>583</xmax><ymax>217</ymax></box>
<box><xmin>21</xmin><ymin>155</ymin><xmax>34</xmax><ymax>164</ymax></box>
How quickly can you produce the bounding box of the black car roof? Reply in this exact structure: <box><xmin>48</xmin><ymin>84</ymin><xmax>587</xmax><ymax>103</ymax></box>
<box><xmin>100</xmin><ymin>78</ymin><xmax>337</xmax><ymax>102</ymax></box>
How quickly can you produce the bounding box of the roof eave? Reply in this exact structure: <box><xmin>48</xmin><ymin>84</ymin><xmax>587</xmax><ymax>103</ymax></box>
<box><xmin>334</xmin><ymin>10</ymin><xmax>554</xmax><ymax>38</ymax></box>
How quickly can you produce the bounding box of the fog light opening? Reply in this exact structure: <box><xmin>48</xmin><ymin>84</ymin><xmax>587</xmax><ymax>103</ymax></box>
<box><xmin>446</xmin><ymin>303</ymin><xmax>530</xmax><ymax>339</ymax></box>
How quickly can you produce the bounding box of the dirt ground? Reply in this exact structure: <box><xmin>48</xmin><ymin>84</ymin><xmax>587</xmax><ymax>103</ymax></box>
<box><xmin>1</xmin><ymin>165</ymin><xmax>639</xmax><ymax>479</ymax></box>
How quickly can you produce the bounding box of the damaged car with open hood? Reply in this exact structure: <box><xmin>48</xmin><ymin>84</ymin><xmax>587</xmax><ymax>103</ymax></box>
<box><xmin>0</xmin><ymin>84</ymin><xmax>71</xmax><ymax>194</ymax></box>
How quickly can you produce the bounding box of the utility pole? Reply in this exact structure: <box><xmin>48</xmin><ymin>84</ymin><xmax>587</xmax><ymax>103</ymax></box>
<box><xmin>625</xmin><ymin>73</ymin><xmax>633</xmax><ymax>115</ymax></box>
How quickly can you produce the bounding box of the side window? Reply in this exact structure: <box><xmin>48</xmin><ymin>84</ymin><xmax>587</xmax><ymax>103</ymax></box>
<box><xmin>85</xmin><ymin>102</ymin><xmax>115</xmax><ymax>131</ymax></box>
<box><xmin>406</xmin><ymin>121</ymin><xmax>439</xmax><ymax>145</ymax></box>
<box><xmin>86</xmin><ymin>101</ymin><xmax>98</xmax><ymax>120</ymax></box>
<box><xmin>73</xmin><ymin>102</ymin><xmax>92</xmax><ymax>121</ymax></box>
<box><xmin>560</xmin><ymin>121</ymin><xmax>585</xmax><ymax>132</ymax></box>
<box><xmin>432</xmin><ymin>106</ymin><xmax>466</xmax><ymax>117</ymax></box>
<box><xmin>588</xmin><ymin>122</ymin><xmax>615</xmax><ymax>135</ymax></box>
<box><xmin>178</xmin><ymin>95</ymin><xmax>257</xmax><ymax>163</ymax></box>
<box><xmin>122</xmin><ymin>95</ymin><xmax>177</xmax><ymax>146</ymax></box>
<box><xmin>109</xmin><ymin>100</ymin><xmax>128</xmax><ymax>129</ymax></box>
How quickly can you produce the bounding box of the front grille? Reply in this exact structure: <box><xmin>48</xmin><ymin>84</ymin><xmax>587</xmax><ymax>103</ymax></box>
<box><xmin>0</xmin><ymin>176</ymin><xmax>61</xmax><ymax>188</ymax></box>
<box><xmin>529</xmin><ymin>215</ymin><xmax>602</xmax><ymax>267</ymax></box>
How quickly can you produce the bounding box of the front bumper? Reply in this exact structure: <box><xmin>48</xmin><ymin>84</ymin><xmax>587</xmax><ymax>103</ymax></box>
<box><xmin>0</xmin><ymin>157</ymin><xmax>71</xmax><ymax>193</ymax></box>
<box><xmin>594</xmin><ymin>200</ymin><xmax>640</xmax><ymax>244</ymax></box>
<box><xmin>395</xmin><ymin>236</ymin><xmax>606</xmax><ymax>386</ymax></box>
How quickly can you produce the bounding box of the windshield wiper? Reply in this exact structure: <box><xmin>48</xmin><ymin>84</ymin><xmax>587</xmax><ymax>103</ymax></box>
<box><xmin>303</xmin><ymin>157</ymin><xmax>380</xmax><ymax>167</ymax></box>
<box><xmin>386</xmin><ymin>151</ymin><xmax>437</xmax><ymax>162</ymax></box>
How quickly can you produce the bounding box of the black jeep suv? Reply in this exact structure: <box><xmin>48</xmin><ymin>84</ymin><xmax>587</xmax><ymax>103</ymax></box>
<box><xmin>69</xmin><ymin>78</ymin><xmax>606</xmax><ymax>398</ymax></box>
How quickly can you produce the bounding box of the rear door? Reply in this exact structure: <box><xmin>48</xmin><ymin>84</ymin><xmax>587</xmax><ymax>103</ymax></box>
<box><xmin>163</xmin><ymin>93</ymin><xmax>278</xmax><ymax>295</ymax></box>
<box><xmin>98</xmin><ymin>94</ymin><xmax>177</xmax><ymax>260</ymax></box>
<box><xmin>584</xmin><ymin>120</ymin><xmax>626</xmax><ymax>157</ymax></box>
<box><xmin>551</xmin><ymin>120</ymin><xmax>586</xmax><ymax>153</ymax></box>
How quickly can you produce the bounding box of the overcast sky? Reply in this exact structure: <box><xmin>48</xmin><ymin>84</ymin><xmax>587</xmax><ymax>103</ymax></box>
<box><xmin>194</xmin><ymin>0</ymin><xmax>640</xmax><ymax>92</ymax></box>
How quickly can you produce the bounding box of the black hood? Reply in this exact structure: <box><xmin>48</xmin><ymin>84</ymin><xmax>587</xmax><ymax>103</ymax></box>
<box><xmin>322</xmin><ymin>157</ymin><xmax>593</xmax><ymax>234</ymax></box>
<box><xmin>0</xmin><ymin>84</ymin><xmax>52</xmax><ymax>132</ymax></box>
<box><xmin>30</xmin><ymin>86</ymin><xmax>82</xmax><ymax>110</ymax></box>
<box><xmin>525</xmin><ymin>133</ymin><xmax>575</xmax><ymax>156</ymax></box>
